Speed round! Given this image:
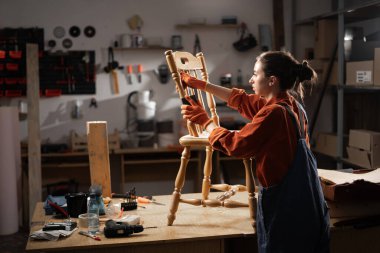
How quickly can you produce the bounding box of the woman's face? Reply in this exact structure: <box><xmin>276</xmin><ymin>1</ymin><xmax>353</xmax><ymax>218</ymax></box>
<box><xmin>249</xmin><ymin>61</ymin><xmax>271</xmax><ymax>97</ymax></box>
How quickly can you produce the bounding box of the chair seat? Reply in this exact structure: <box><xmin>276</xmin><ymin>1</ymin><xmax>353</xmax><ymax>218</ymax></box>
<box><xmin>179</xmin><ymin>132</ymin><xmax>210</xmax><ymax>146</ymax></box>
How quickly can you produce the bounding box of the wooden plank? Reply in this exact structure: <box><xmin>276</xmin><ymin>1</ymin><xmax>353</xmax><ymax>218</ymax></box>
<box><xmin>87</xmin><ymin>121</ymin><xmax>111</xmax><ymax>197</ymax></box>
<box><xmin>27</xmin><ymin>43</ymin><xmax>41</xmax><ymax>222</ymax></box>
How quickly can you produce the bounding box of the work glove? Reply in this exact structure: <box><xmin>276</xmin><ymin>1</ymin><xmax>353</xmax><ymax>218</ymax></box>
<box><xmin>181</xmin><ymin>96</ymin><xmax>213</xmax><ymax>128</ymax></box>
<box><xmin>180</xmin><ymin>72</ymin><xmax>207</xmax><ymax>91</ymax></box>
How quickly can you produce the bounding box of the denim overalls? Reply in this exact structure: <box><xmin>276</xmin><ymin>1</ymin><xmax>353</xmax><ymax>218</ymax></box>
<box><xmin>256</xmin><ymin>103</ymin><xmax>330</xmax><ymax>253</ymax></box>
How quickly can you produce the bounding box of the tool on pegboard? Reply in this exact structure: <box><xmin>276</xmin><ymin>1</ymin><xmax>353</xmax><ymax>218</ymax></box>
<box><xmin>126</xmin><ymin>64</ymin><xmax>133</xmax><ymax>84</ymax></box>
<box><xmin>112</xmin><ymin>70</ymin><xmax>119</xmax><ymax>94</ymax></box>
<box><xmin>103</xmin><ymin>47</ymin><xmax>120</xmax><ymax>94</ymax></box>
<box><xmin>137</xmin><ymin>64</ymin><xmax>143</xmax><ymax>83</ymax></box>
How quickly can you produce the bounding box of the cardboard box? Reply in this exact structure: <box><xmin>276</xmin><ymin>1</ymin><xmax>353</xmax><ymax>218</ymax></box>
<box><xmin>314</xmin><ymin>132</ymin><xmax>338</xmax><ymax>157</ymax></box>
<box><xmin>347</xmin><ymin>146</ymin><xmax>374</xmax><ymax>169</ymax></box>
<box><xmin>346</xmin><ymin>60</ymin><xmax>374</xmax><ymax>85</ymax></box>
<box><xmin>314</xmin><ymin>19</ymin><xmax>337</xmax><ymax>59</ymax></box>
<box><xmin>314</xmin><ymin>132</ymin><xmax>347</xmax><ymax>157</ymax></box>
<box><xmin>374</xmin><ymin>48</ymin><xmax>380</xmax><ymax>86</ymax></box>
<box><xmin>349</xmin><ymin>129</ymin><xmax>380</xmax><ymax>151</ymax></box>
<box><xmin>347</xmin><ymin>129</ymin><xmax>380</xmax><ymax>169</ymax></box>
<box><xmin>322</xmin><ymin>61</ymin><xmax>338</xmax><ymax>85</ymax></box>
<box><xmin>308</xmin><ymin>59</ymin><xmax>338</xmax><ymax>85</ymax></box>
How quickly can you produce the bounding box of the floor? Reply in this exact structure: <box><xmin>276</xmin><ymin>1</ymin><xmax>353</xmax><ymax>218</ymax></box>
<box><xmin>0</xmin><ymin>227</ymin><xmax>29</xmax><ymax>253</ymax></box>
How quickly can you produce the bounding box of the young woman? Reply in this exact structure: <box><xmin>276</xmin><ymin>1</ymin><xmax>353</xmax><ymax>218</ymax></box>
<box><xmin>180</xmin><ymin>51</ymin><xmax>330</xmax><ymax>253</ymax></box>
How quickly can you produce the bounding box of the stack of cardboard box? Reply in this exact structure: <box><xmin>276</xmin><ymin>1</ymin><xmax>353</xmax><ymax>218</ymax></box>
<box><xmin>308</xmin><ymin>19</ymin><xmax>338</xmax><ymax>85</ymax></box>
<box><xmin>314</xmin><ymin>132</ymin><xmax>348</xmax><ymax>158</ymax></box>
<box><xmin>346</xmin><ymin>48</ymin><xmax>380</xmax><ymax>86</ymax></box>
<box><xmin>346</xmin><ymin>129</ymin><xmax>380</xmax><ymax>169</ymax></box>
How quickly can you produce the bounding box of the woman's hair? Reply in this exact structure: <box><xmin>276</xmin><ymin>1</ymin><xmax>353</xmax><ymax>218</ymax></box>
<box><xmin>256</xmin><ymin>51</ymin><xmax>317</xmax><ymax>100</ymax></box>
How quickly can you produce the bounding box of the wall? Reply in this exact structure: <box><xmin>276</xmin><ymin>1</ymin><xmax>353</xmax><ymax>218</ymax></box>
<box><xmin>0</xmin><ymin>0</ymin><xmax>273</xmax><ymax>145</ymax></box>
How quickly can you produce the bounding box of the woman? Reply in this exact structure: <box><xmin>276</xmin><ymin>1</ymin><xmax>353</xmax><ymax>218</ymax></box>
<box><xmin>180</xmin><ymin>51</ymin><xmax>330</xmax><ymax>253</ymax></box>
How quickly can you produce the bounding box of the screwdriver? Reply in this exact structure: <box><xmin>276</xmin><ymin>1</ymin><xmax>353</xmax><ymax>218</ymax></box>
<box><xmin>126</xmin><ymin>65</ymin><xmax>133</xmax><ymax>84</ymax></box>
<box><xmin>137</xmin><ymin>64</ymin><xmax>143</xmax><ymax>83</ymax></box>
<box><xmin>137</xmin><ymin>196</ymin><xmax>165</xmax><ymax>206</ymax></box>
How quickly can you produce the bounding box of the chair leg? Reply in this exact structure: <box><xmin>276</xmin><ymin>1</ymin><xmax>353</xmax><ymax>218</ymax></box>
<box><xmin>201</xmin><ymin>146</ymin><xmax>213</xmax><ymax>205</ymax></box>
<box><xmin>243</xmin><ymin>158</ymin><xmax>257</xmax><ymax>232</ymax></box>
<box><xmin>167</xmin><ymin>146</ymin><xmax>191</xmax><ymax>226</ymax></box>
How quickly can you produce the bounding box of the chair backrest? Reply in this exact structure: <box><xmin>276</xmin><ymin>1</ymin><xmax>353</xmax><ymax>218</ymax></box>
<box><xmin>165</xmin><ymin>50</ymin><xmax>219</xmax><ymax>137</ymax></box>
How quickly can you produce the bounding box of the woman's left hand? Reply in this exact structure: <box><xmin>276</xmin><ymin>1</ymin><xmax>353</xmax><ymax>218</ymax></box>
<box><xmin>181</xmin><ymin>96</ymin><xmax>212</xmax><ymax>128</ymax></box>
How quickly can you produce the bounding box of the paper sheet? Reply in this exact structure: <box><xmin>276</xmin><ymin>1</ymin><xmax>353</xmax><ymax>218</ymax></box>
<box><xmin>318</xmin><ymin>168</ymin><xmax>380</xmax><ymax>185</ymax></box>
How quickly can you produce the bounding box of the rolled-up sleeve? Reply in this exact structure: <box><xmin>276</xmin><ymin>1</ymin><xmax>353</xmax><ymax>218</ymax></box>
<box><xmin>227</xmin><ymin>88</ymin><xmax>265</xmax><ymax>120</ymax></box>
<box><xmin>209</xmin><ymin>106</ymin><xmax>285</xmax><ymax>159</ymax></box>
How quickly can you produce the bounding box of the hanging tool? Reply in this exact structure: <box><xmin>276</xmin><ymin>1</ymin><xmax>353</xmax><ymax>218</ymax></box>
<box><xmin>126</xmin><ymin>65</ymin><xmax>133</xmax><ymax>84</ymax></box>
<box><xmin>89</xmin><ymin>98</ymin><xmax>98</xmax><ymax>108</ymax></box>
<box><xmin>112</xmin><ymin>70</ymin><xmax>119</xmax><ymax>94</ymax></box>
<box><xmin>103</xmin><ymin>47</ymin><xmax>119</xmax><ymax>73</ymax></box>
<box><xmin>193</xmin><ymin>34</ymin><xmax>202</xmax><ymax>55</ymax></box>
<box><xmin>103</xmin><ymin>47</ymin><xmax>120</xmax><ymax>94</ymax></box>
<box><xmin>137</xmin><ymin>64</ymin><xmax>143</xmax><ymax>83</ymax></box>
<box><xmin>66</xmin><ymin>67</ymin><xmax>71</xmax><ymax>94</ymax></box>
<box><xmin>71</xmin><ymin>75</ymin><xmax>76</xmax><ymax>93</ymax></box>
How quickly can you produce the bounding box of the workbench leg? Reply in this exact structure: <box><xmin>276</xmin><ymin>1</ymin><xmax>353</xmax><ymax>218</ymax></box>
<box><xmin>243</xmin><ymin>158</ymin><xmax>257</xmax><ymax>232</ymax></box>
<box><xmin>168</xmin><ymin>146</ymin><xmax>191</xmax><ymax>226</ymax></box>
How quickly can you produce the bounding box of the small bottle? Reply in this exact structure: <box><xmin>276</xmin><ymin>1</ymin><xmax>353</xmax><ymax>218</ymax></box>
<box><xmin>237</xmin><ymin>69</ymin><xmax>243</xmax><ymax>87</ymax></box>
<box><xmin>87</xmin><ymin>193</ymin><xmax>100</xmax><ymax>234</ymax></box>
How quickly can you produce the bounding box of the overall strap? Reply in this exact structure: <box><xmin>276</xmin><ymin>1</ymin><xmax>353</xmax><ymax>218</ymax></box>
<box><xmin>278</xmin><ymin>103</ymin><xmax>305</xmax><ymax>140</ymax></box>
<box><xmin>295</xmin><ymin>100</ymin><xmax>308</xmax><ymax>125</ymax></box>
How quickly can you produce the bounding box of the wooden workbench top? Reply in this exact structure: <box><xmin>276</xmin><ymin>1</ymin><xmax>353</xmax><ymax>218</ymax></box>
<box><xmin>26</xmin><ymin>192</ymin><xmax>255</xmax><ymax>252</ymax></box>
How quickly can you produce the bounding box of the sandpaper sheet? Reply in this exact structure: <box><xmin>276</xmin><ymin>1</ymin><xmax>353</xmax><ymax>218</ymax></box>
<box><xmin>318</xmin><ymin>168</ymin><xmax>380</xmax><ymax>185</ymax></box>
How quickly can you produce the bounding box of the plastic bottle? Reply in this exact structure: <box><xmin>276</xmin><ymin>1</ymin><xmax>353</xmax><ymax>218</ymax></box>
<box><xmin>87</xmin><ymin>193</ymin><xmax>100</xmax><ymax>234</ymax></box>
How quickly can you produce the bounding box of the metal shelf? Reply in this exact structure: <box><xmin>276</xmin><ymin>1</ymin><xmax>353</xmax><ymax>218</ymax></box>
<box><xmin>341</xmin><ymin>85</ymin><xmax>380</xmax><ymax>93</ymax></box>
<box><xmin>328</xmin><ymin>85</ymin><xmax>380</xmax><ymax>93</ymax></box>
<box><xmin>175</xmin><ymin>24</ymin><xmax>239</xmax><ymax>29</ymax></box>
<box><xmin>295</xmin><ymin>0</ymin><xmax>380</xmax><ymax>25</ymax></box>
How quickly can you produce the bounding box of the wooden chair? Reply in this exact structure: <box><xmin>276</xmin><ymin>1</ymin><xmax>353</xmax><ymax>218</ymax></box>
<box><xmin>165</xmin><ymin>50</ymin><xmax>257</xmax><ymax>230</ymax></box>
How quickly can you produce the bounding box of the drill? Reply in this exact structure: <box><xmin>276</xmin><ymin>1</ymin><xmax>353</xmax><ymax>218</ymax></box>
<box><xmin>104</xmin><ymin>219</ymin><xmax>144</xmax><ymax>238</ymax></box>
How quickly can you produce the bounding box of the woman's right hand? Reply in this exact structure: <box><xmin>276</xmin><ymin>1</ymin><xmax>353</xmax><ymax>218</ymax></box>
<box><xmin>180</xmin><ymin>72</ymin><xmax>207</xmax><ymax>90</ymax></box>
<box><xmin>181</xmin><ymin>96</ymin><xmax>212</xmax><ymax>128</ymax></box>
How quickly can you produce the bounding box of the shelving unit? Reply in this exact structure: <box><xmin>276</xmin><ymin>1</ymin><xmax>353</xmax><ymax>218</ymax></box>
<box><xmin>294</xmin><ymin>0</ymin><xmax>380</xmax><ymax>169</ymax></box>
<box><xmin>112</xmin><ymin>24</ymin><xmax>240</xmax><ymax>52</ymax></box>
<box><xmin>294</xmin><ymin>1</ymin><xmax>380</xmax><ymax>25</ymax></box>
<box><xmin>113</xmin><ymin>46</ymin><xmax>170</xmax><ymax>51</ymax></box>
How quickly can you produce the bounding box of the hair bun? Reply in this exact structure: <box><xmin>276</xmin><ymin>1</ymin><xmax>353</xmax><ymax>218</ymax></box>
<box><xmin>294</xmin><ymin>61</ymin><xmax>312</xmax><ymax>82</ymax></box>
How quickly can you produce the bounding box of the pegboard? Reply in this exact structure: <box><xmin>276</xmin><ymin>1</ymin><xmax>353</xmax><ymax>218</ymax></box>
<box><xmin>0</xmin><ymin>28</ymin><xmax>96</xmax><ymax>97</ymax></box>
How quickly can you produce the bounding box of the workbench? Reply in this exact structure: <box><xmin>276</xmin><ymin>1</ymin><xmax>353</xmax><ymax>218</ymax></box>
<box><xmin>26</xmin><ymin>192</ymin><xmax>256</xmax><ymax>253</ymax></box>
<box><xmin>26</xmin><ymin>192</ymin><xmax>380</xmax><ymax>253</ymax></box>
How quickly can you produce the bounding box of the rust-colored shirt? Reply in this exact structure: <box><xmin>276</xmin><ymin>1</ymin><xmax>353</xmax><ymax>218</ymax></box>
<box><xmin>209</xmin><ymin>89</ymin><xmax>309</xmax><ymax>187</ymax></box>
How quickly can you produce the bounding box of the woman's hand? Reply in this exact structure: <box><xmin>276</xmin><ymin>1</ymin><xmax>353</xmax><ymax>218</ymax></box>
<box><xmin>181</xmin><ymin>96</ymin><xmax>212</xmax><ymax>128</ymax></box>
<box><xmin>180</xmin><ymin>72</ymin><xmax>207</xmax><ymax>90</ymax></box>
